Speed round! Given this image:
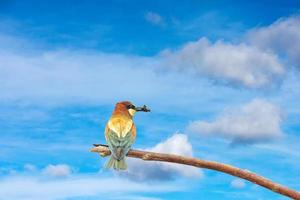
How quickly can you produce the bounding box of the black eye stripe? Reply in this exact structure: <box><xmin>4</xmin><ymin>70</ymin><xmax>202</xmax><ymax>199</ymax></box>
<box><xmin>127</xmin><ymin>105</ymin><xmax>135</xmax><ymax>109</ymax></box>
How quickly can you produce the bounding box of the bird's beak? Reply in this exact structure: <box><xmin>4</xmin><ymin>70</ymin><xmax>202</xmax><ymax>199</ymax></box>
<box><xmin>135</xmin><ymin>105</ymin><xmax>150</xmax><ymax>112</ymax></box>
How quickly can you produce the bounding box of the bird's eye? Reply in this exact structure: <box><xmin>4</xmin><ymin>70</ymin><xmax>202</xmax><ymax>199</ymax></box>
<box><xmin>127</xmin><ymin>105</ymin><xmax>132</xmax><ymax>109</ymax></box>
<box><xmin>127</xmin><ymin>105</ymin><xmax>134</xmax><ymax>109</ymax></box>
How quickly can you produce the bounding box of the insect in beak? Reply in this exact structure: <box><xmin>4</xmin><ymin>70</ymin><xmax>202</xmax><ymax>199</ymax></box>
<box><xmin>135</xmin><ymin>105</ymin><xmax>150</xmax><ymax>112</ymax></box>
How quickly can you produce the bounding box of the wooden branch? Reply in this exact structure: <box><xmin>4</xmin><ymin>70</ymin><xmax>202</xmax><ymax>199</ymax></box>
<box><xmin>91</xmin><ymin>144</ymin><xmax>300</xmax><ymax>200</ymax></box>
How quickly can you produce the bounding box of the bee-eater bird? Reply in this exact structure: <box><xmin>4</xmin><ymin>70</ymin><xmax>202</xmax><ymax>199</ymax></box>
<box><xmin>105</xmin><ymin>101</ymin><xmax>150</xmax><ymax>170</ymax></box>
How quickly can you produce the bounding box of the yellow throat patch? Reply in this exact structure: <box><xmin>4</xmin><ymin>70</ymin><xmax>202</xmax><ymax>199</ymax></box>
<box><xmin>128</xmin><ymin>108</ymin><xmax>136</xmax><ymax>117</ymax></box>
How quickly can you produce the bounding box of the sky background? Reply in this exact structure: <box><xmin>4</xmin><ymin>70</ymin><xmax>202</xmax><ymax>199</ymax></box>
<box><xmin>0</xmin><ymin>0</ymin><xmax>300</xmax><ymax>199</ymax></box>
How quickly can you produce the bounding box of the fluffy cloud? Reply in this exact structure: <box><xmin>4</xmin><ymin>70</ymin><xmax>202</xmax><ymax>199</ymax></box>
<box><xmin>0</xmin><ymin>175</ymin><xmax>177</xmax><ymax>200</ymax></box>
<box><xmin>43</xmin><ymin>164</ymin><xmax>72</xmax><ymax>178</ymax></box>
<box><xmin>161</xmin><ymin>15</ymin><xmax>300</xmax><ymax>88</ymax></box>
<box><xmin>124</xmin><ymin>134</ymin><xmax>202</xmax><ymax>181</ymax></box>
<box><xmin>0</xmin><ymin>35</ymin><xmax>214</xmax><ymax>110</ymax></box>
<box><xmin>247</xmin><ymin>15</ymin><xmax>300</xmax><ymax>68</ymax></box>
<box><xmin>0</xmin><ymin>47</ymin><xmax>168</xmax><ymax>105</ymax></box>
<box><xmin>161</xmin><ymin>38</ymin><xmax>284</xmax><ymax>88</ymax></box>
<box><xmin>230</xmin><ymin>178</ymin><xmax>246</xmax><ymax>189</ymax></box>
<box><xmin>0</xmin><ymin>15</ymin><xmax>299</xmax><ymax>107</ymax></box>
<box><xmin>1</xmin><ymin>16</ymin><xmax>300</xmax><ymax>108</ymax></box>
<box><xmin>187</xmin><ymin>98</ymin><xmax>283</xmax><ymax>144</ymax></box>
<box><xmin>145</xmin><ymin>12</ymin><xmax>164</xmax><ymax>26</ymax></box>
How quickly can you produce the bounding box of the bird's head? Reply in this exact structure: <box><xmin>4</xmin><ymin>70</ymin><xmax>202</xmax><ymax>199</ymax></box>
<box><xmin>115</xmin><ymin>101</ymin><xmax>150</xmax><ymax>117</ymax></box>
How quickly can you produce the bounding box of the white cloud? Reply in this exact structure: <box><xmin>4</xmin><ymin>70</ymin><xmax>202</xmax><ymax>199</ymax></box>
<box><xmin>230</xmin><ymin>178</ymin><xmax>246</xmax><ymax>189</ymax></box>
<box><xmin>0</xmin><ymin>47</ymin><xmax>169</xmax><ymax>106</ymax></box>
<box><xmin>160</xmin><ymin>15</ymin><xmax>300</xmax><ymax>89</ymax></box>
<box><xmin>187</xmin><ymin>98</ymin><xmax>283</xmax><ymax>144</ymax></box>
<box><xmin>0</xmin><ymin>15</ymin><xmax>299</xmax><ymax>108</ymax></box>
<box><xmin>247</xmin><ymin>15</ymin><xmax>300</xmax><ymax>68</ymax></box>
<box><xmin>43</xmin><ymin>164</ymin><xmax>72</xmax><ymax>178</ymax></box>
<box><xmin>161</xmin><ymin>38</ymin><xmax>284</xmax><ymax>88</ymax></box>
<box><xmin>0</xmin><ymin>40</ymin><xmax>226</xmax><ymax>111</ymax></box>
<box><xmin>124</xmin><ymin>134</ymin><xmax>203</xmax><ymax>181</ymax></box>
<box><xmin>145</xmin><ymin>12</ymin><xmax>164</xmax><ymax>26</ymax></box>
<box><xmin>0</xmin><ymin>175</ymin><xmax>178</xmax><ymax>200</ymax></box>
<box><xmin>0</xmin><ymin>32</ymin><xmax>214</xmax><ymax>111</ymax></box>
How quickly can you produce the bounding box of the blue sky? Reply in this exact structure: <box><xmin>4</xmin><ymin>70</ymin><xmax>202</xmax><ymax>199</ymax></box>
<box><xmin>0</xmin><ymin>1</ymin><xmax>300</xmax><ymax>199</ymax></box>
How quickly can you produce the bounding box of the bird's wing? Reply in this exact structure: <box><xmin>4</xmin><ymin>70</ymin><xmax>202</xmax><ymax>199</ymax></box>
<box><xmin>105</xmin><ymin>118</ymin><xmax>136</xmax><ymax>160</ymax></box>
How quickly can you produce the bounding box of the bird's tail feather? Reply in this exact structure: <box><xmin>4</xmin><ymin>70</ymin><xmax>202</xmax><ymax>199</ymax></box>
<box><xmin>105</xmin><ymin>156</ymin><xmax>127</xmax><ymax>170</ymax></box>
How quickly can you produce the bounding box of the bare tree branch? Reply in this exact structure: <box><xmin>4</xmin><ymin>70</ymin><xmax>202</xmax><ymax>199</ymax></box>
<box><xmin>91</xmin><ymin>144</ymin><xmax>300</xmax><ymax>200</ymax></box>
